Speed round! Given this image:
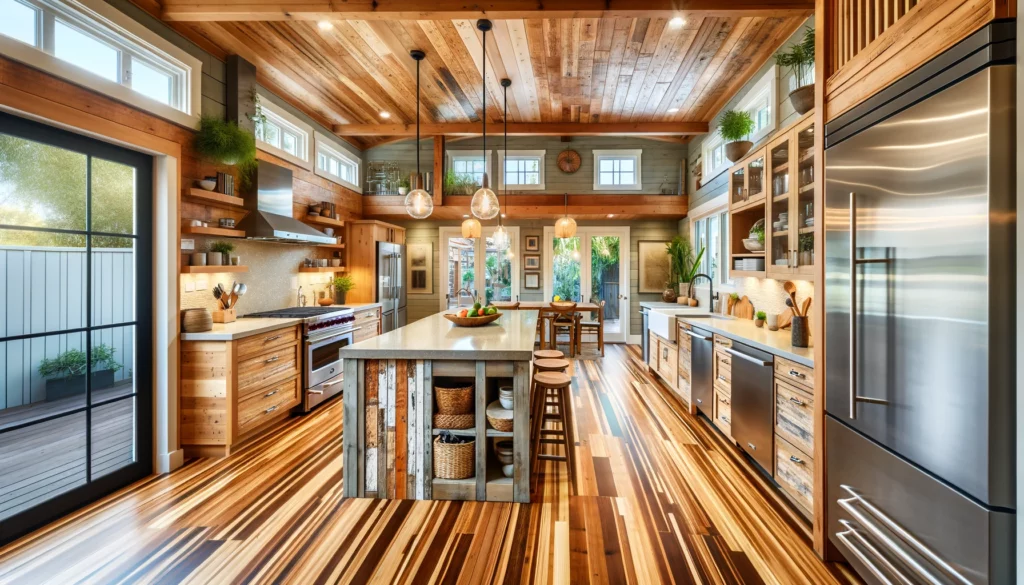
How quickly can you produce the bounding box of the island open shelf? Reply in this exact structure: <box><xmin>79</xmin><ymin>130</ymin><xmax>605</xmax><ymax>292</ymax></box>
<box><xmin>341</xmin><ymin>310</ymin><xmax>537</xmax><ymax>503</ymax></box>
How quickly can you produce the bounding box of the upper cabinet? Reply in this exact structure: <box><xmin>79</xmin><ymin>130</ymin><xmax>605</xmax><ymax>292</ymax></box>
<box><xmin>730</xmin><ymin>148</ymin><xmax>766</xmax><ymax>211</ymax></box>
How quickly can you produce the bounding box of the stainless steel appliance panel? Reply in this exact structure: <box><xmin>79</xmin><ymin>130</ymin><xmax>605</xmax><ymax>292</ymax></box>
<box><xmin>824</xmin><ymin>66</ymin><xmax>1015</xmax><ymax>508</ymax></box>
<box><xmin>381</xmin><ymin>310</ymin><xmax>395</xmax><ymax>335</ymax></box>
<box><xmin>685</xmin><ymin>326</ymin><xmax>714</xmax><ymax>416</ymax></box>
<box><xmin>827</xmin><ymin>417</ymin><xmax>1014</xmax><ymax>585</ymax></box>
<box><xmin>395</xmin><ymin>244</ymin><xmax>407</xmax><ymax>313</ymax></box>
<box><xmin>377</xmin><ymin>242</ymin><xmax>396</xmax><ymax>317</ymax></box>
<box><xmin>726</xmin><ymin>341</ymin><xmax>774</xmax><ymax>472</ymax></box>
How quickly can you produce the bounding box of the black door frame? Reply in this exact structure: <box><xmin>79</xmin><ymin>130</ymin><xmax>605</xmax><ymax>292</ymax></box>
<box><xmin>0</xmin><ymin>110</ymin><xmax>154</xmax><ymax>546</ymax></box>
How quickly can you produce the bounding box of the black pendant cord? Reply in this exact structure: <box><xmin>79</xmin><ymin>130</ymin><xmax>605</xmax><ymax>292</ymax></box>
<box><xmin>503</xmin><ymin>82</ymin><xmax>508</xmax><ymax>220</ymax></box>
<box><xmin>481</xmin><ymin>29</ymin><xmax>486</xmax><ymax>187</ymax></box>
<box><xmin>415</xmin><ymin>57</ymin><xmax>420</xmax><ymax>183</ymax></box>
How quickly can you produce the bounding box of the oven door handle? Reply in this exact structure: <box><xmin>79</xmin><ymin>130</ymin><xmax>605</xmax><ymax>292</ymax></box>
<box><xmin>321</xmin><ymin>378</ymin><xmax>345</xmax><ymax>388</ymax></box>
<box><xmin>307</xmin><ymin>327</ymin><xmax>361</xmax><ymax>346</ymax></box>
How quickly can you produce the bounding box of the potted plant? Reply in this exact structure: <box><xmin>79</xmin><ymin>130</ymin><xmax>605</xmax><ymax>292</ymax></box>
<box><xmin>755</xmin><ymin>310</ymin><xmax>767</xmax><ymax>328</ymax></box>
<box><xmin>398</xmin><ymin>176</ymin><xmax>411</xmax><ymax>196</ymax></box>
<box><xmin>332</xmin><ymin>274</ymin><xmax>355</xmax><ymax>304</ymax></box>
<box><xmin>799</xmin><ymin>233</ymin><xmax>814</xmax><ymax>266</ymax></box>
<box><xmin>209</xmin><ymin>241</ymin><xmax>234</xmax><ymax>266</ymax></box>
<box><xmin>39</xmin><ymin>344</ymin><xmax>122</xmax><ymax>401</ymax></box>
<box><xmin>720</xmin><ymin>110</ymin><xmax>756</xmax><ymax>162</ymax></box>
<box><xmin>667</xmin><ymin>236</ymin><xmax>705</xmax><ymax>303</ymax></box>
<box><xmin>193</xmin><ymin>115</ymin><xmax>259</xmax><ymax>189</ymax></box>
<box><xmin>775</xmin><ymin>27</ymin><xmax>815</xmax><ymax>115</ymax></box>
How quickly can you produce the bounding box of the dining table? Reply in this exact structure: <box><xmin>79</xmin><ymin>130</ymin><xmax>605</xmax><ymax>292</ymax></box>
<box><xmin>491</xmin><ymin>301</ymin><xmax>601</xmax><ymax>351</ymax></box>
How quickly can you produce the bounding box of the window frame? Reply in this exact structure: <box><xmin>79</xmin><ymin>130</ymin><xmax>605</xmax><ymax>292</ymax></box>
<box><xmin>592</xmin><ymin>149</ymin><xmax>642</xmax><ymax>191</ymax></box>
<box><xmin>688</xmin><ymin>195</ymin><xmax>733</xmax><ymax>291</ymax></box>
<box><xmin>0</xmin><ymin>0</ymin><xmax>202</xmax><ymax>127</ymax></box>
<box><xmin>254</xmin><ymin>94</ymin><xmax>313</xmax><ymax>170</ymax></box>
<box><xmin>445</xmin><ymin>150</ymin><xmax>493</xmax><ymax>187</ymax></box>
<box><xmin>735</xmin><ymin>65</ymin><xmax>777</xmax><ymax>145</ymax></box>
<box><xmin>701</xmin><ymin>133</ymin><xmax>729</xmax><ymax>183</ymax></box>
<box><xmin>495</xmin><ymin>149</ymin><xmax>545</xmax><ymax>191</ymax></box>
<box><xmin>314</xmin><ymin>131</ymin><xmax>361</xmax><ymax>192</ymax></box>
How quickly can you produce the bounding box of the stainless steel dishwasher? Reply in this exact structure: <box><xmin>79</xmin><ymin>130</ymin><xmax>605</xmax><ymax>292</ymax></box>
<box><xmin>682</xmin><ymin>325</ymin><xmax>714</xmax><ymax>417</ymax></box>
<box><xmin>726</xmin><ymin>340</ymin><xmax>775</xmax><ymax>472</ymax></box>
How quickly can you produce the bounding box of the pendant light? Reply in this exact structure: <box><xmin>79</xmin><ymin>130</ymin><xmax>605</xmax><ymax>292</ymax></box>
<box><xmin>491</xmin><ymin>78</ymin><xmax>512</xmax><ymax>251</ymax></box>
<box><xmin>470</xmin><ymin>19</ymin><xmax>499</xmax><ymax>220</ymax></box>
<box><xmin>405</xmin><ymin>49</ymin><xmax>433</xmax><ymax>219</ymax></box>
<box><xmin>554</xmin><ymin>192</ymin><xmax>577</xmax><ymax>238</ymax></box>
<box><xmin>461</xmin><ymin>216</ymin><xmax>482</xmax><ymax>238</ymax></box>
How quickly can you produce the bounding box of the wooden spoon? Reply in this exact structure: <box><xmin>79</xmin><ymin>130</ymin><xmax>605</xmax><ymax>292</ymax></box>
<box><xmin>783</xmin><ymin>281</ymin><xmax>798</xmax><ymax>312</ymax></box>
<box><xmin>800</xmin><ymin>297</ymin><xmax>812</xmax><ymax>317</ymax></box>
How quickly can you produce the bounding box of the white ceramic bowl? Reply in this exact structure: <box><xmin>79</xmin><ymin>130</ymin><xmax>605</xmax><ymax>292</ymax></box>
<box><xmin>197</xmin><ymin>179</ymin><xmax>216</xmax><ymax>191</ymax></box>
<box><xmin>502</xmin><ymin>464</ymin><xmax>514</xmax><ymax>477</ymax></box>
<box><xmin>742</xmin><ymin>238</ymin><xmax>764</xmax><ymax>252</ymax></box>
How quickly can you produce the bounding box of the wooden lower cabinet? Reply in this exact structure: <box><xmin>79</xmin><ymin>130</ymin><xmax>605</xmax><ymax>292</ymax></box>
<box><xmin>647</xmin><ymin>331</ymin><xmax>677</xmax><ymax>391</ymax></box>
<box><xmin>773</xmin><ymin>363</ymin><xmax>816</xmax><ymax>521</ymax></box>
<box><xmin>775</xmin><ymin>434</ymin><xmax>814</xmax><ymax>518</ymax></box>
<box><xmin>352</xmin><ymin>305</ymin><xmax>382</xmax><ymax>343</ymax></box>
<box><xmin>713</xmin><ymin>389</ymin><xmax>732</xmax><ymax>438</ymax></box>
<box><xmin>180</xmin><ymin>324</ymin><xmax>301</xmax><ymax>457</ymax></box>
<box><xmin>676</xmin><ymin>322</ymin><xmax>692</xmax><ymax>408</ymax></box>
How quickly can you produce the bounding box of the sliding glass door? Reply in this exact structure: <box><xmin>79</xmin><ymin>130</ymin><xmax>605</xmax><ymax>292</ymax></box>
<box><xmin>0</xmin><ymin>112</ymin><xmax>152</xmax><ymax>545</ymax></box>
<box><xmin>543</xmin><ymin>226</ymin><xmax>630</xmax><ymax>343</ymax></box>
<box><xmin>440</xmin><ymin>227</ymin><xmax>519</xmax><ymax>309</ymax></box>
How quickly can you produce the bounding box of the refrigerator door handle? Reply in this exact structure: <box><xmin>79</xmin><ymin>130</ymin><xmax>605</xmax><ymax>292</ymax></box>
<box><xmin>835</xmin><ymin>523</ymin><xmax>906</xmax><ymax>585</ymax></box>
<box><xmin>849</xmin><ymin>192</ymin><xmax>891</xmax><ymax>419</ymax></box>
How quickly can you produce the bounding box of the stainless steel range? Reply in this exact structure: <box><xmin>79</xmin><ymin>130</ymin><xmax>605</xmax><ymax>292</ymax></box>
<box><xmin>244</xmin><ymin>306</ymin><xmax>357</xmax><ymax>412</ymax></box>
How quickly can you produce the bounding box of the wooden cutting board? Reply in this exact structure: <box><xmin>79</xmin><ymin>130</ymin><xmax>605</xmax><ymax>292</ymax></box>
<box><xmin>778</xmin><ymin>308</ymin><xmax>793</xmax><ymax>329</ymax></box>
<box><xmin>732</xmin><ymin>296</ymin><xmax>754</xmax><ymax>320</ymax></box>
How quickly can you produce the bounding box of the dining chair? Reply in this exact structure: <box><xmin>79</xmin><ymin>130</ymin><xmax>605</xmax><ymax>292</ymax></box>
<box><xmin>548</xmin><ymin>302</ymin><xmax>578</xmax><ymax>357</ymax></box>
<box><xmin>578</xmin><ymin>299</ymin><xmax>606</xmax><ymax>357</ymax></box>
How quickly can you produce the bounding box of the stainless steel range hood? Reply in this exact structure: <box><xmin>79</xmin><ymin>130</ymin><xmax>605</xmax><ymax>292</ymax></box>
<box><xmin>238</xmin><ymin>160</ymin><xmax>337</xmax><ymax>245</ymax></box>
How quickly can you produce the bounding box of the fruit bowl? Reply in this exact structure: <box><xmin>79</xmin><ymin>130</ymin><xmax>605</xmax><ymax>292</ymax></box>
<box><xmin>742</xmin><ymin>238</ymin><xmax>764</xmax><ymax>252</ymax></box>
<box><xmin>444</xmin><ymin>311</ymin><xmax>502</xmax><ymax>327</ymax></box>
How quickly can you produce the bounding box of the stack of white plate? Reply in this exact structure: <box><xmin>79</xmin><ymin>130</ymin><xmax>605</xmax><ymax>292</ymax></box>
<box><xmin>499</xmin><ymin>386</ymin><xmax>513</xmax><ymax>409</ymax></box>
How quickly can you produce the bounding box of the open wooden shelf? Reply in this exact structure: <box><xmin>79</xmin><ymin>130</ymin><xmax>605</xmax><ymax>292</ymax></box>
<box><xmin>182</xmin><ymin>188</ymin><xmax>246</xmax><ymax>211</ymax></box>
<box><xmin>798</xmin><ymin>226</ymin><xmax>815</xmax><ymax>234</ymax></box>
<box><xmin>485</xmin><ymin>428</ymin><xmax>513</xmax><ymax>438</ymax></box>
<box><xmin>731</xmin><ymin>270</ymin><xmax>766</xmax><ymax>279</ymax></box>
<box><xmin>432</xmin><ymin>428</ymin><xmax>475</xmax><ymax>437</ymax></box>
<box><xmin>182</xmin><ymin>225</ymin><xmax>246</xmax><ymax>238</ymax></box>
<box><xmin>298</xmin><ymin>266</ymin><xmax>346</xmax><ymax>273</ymax></box>
<box><xmin>316</xmin><ymin>243</ymin><xmax>346</xmax><ymax>250</ymax></box>
<box><xmin>304</xmin><ymin>214</ymin><xmax>345</xmax><ymax>228</ymax></box>
<box><xmin>181</xmin><ymin>265</ymin><xmax>249</xmax><ymax>274</ymax></box>
<box><xmin>732</xmin><ymin>252</ymin><xmax>765</xmax><ymax>258</ymax></box>
<box><xmin>731</xmin><ymin>197</ymin><xmax>766</xmax><ymax>214</ymax></box>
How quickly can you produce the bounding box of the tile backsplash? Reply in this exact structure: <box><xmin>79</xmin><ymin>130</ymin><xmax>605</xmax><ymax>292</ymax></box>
<box><xmin>180</xmin><ymin>239</ymin><xmax>342</xmax><ymax>314</ymax></box>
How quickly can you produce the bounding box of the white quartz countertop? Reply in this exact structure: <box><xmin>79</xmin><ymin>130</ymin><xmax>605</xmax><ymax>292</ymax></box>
<box><xmin>345</xmin><ymin>302</ymin><xmax>383</xmax><ymax>311</ymax></box>
<box><xmin>341</xmin><ymin>310</ymin><xmax>539</xmax><ymax>360</ymax></box>
<box><xmin>678</xmin><ymin>316</ymin><xmax>814</xmax><ymax>367</ymax></box>
<box><xmin>181</xmin><ymin>318</ymin><xmax>301</xmax><ymax>341</ymax></box>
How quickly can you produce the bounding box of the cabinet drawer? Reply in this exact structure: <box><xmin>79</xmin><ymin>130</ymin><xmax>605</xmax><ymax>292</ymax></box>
<box><xmin>238</xmin><ymin>375</ymin><xmax>299</xmax><ymax>433</ymax></box>
<box><xmin>713</xmin><ymin>390</ymin><xmax>732</xmax><ymax>437</ymax></box>
<box><xmin>353</xmin><ymin>307</ymin><xmax>381</xmax><ymax>323</ymax></box>
<box><xmin>775</xmin><ymin>380</ymin><xmax>814</xmax><ymax>456</ymax></box>
<box><xmin>658</xmin><ymin>340</ymin><xmax>678</xmax><ymax>384</ymax></box>
<box><xmin>677</xmin><ymin>323</ymin><xmax>692</xmax><ymax>352</ymax></box>
<box><xmin>354</xmin><ymin>324</ymin><xmax>379</xmax><ymax>343</ymax></box>
<box><xmin>714</xmin><ymin>351</ymin><xmax>732</xmax><ymax>384</ymax></box>
<box><xmin>775</xmin><ymin>435</ymin><xmax>814</xmax><ymax>517</ymax></box>
<box><xmin>775</xmin><ymin>357</ymin><xmax>813</xmax><ymax>391</ymax></box>
<box><xmin>647</xmin><ymin>332</ymin><xmax>660</xmax><ymax>370</ymax></box>
<box><xmin>713</xmin><ymin>334</ymin><xmax>733</xmax><ymax>351</ymax></box>
<box><xmin>236</xmin><ymin>326</ymin><xmax>299</xmax><ymax>359</ymax></box>
<box><xmin>237</xmin><ymin>342</ymin><xmax>300</xmax><ymax>399</ymax></box>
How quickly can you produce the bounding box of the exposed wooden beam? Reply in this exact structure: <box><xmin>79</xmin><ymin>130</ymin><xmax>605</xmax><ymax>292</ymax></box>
<box><xmin>334</xmin><ymin>122</ymin><xmax>708</xmax><ymax>137</ymax></box>
<box><xmin>161</xmin><ymin>0</ymin><xmax>814</xmax><ymax>21</ymax></box>
<box><xmin>361</xmin><ymin>194</ymin><xmax>688</xmax><ymax>220</ymax></box>
<box><xmin>432</xmin><ymin>136</ymin><xmax>444</xmax><ymax>206</ymax></box>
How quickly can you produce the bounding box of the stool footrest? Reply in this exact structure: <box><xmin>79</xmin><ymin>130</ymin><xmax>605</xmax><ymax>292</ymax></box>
<box><xmin>538</xmin><ymin>454</ymin><xmax>567</xmax><ymax>462</ymax></box>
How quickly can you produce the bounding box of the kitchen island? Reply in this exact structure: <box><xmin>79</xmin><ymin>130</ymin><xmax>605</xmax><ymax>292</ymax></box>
<box><xmin>341</xmin><ymin>309</ymin><xmax>538</xmax><ymax>503</ymax></box>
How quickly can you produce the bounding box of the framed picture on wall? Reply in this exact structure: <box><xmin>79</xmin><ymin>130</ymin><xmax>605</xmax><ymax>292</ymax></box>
<box><xmin>637</xmin><ymin>240</ymin><xmax>671</xmax><ymax>293</ymax></box>
<box><xmin>524</xmin><ymin>255</ymin><xmax>540</xmax><ymax>270</ymax></box>
<box><xmin>524</xmin><ymin>272</ymin><xmax>540</xmax><ymax>289</ymax></box>
<box><xmin>407</xmin><ymin>242</ymin><xmax>433</xmax><ymax>294</ymax></box>
<box><xmin>525</xmin><ymin>235</ymin><xmax>540</xmax><ymax>251</ymax></box>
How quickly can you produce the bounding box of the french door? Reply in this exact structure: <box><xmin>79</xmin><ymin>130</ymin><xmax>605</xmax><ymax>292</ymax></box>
<box><xmin>0</xmin><ymin>112</ymin><xmax>152</xmax><ymax>545</ymax></box>
<box><xmin>543</xmin><ymin>226</ymin><xmax>629</xmax><ymax>343</ymax></box>
<box><xmin>440</xmin><ymin>226</ymin><xmax>520</xmax><ymax>309</ymax></box>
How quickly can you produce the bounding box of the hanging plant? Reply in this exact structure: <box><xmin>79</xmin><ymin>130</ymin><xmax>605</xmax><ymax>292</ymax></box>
<box><xmin>719</xmin><ymin>110</ymin><xmax>755</xmax><ymax>162</ymax></box>
<box><xmin>775</xmin><ymin>27</ymin><xmax>816</xmax><ymax>115</ymax></box>
<box><xmin>193</xmin><ymin>115</ymin><xmax>258</xmax><ymax>189</ymax></box>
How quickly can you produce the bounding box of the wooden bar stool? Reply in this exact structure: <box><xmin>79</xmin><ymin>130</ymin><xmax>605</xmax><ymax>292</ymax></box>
<box><xmin>529</xmin><ymin>358</ymin><xmax>570</xmax><ymax>438</ymax></box>
<box><xmin>530</xmin><ymin>370</ymin><xmax>577</xmax><ymax>495</ymax></box>
<box><xmin>533</xmin><ymin>349</ymin><xmax>564</xmax><ymax>360</ymax></box>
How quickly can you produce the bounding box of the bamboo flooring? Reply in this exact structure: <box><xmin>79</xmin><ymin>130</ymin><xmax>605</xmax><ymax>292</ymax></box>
<box><xmin>0</xmin><ymin>345</ymin><xmax>861</xmax><ymax>584</ymax></box>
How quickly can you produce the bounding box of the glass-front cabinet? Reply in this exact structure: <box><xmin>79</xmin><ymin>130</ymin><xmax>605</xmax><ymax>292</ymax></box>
<box><xmin>767</xmin><ymin>114</ymin><xmax>816</xmax><ymax>279</ymax></box>
<box><xmin>728</xmin><ymin>147</ymin><xmax>765</xmax><ymax>210</ymax></box>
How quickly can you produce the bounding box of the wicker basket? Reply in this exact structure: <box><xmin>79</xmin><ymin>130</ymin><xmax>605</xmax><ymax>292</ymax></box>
<box><xmin>433</xmin><ymin>413</ymin><xmax>474</xmax><ymax>430</ymax></box>
<box><xmin>435</xmin><ymin>385</ymin><xmax>473</xmax><ymax>415</ymax></box>
<box><xmin>487</xmin><ymin>415</ymin><xmax>514</xmax><ymax>432</ymax></box>
<box><xmin>433</xmin><ymin>436</ymin><xmax>475</xmax><ymax>479</ymax></box>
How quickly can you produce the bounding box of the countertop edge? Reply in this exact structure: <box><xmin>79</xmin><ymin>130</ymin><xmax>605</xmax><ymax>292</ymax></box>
<box><xmin>676</xmin><ymin>316</ymin><xmax>814</xmax><ymax>367</ymax></box>
<box><xmin>340</xmin><ymin>349</ymin><xmax>535</xmax><ymax>360</ymax></box>
<box><xmin>181</xmin><ymin>318</ymin><xmax>302</xmax><ymax>341</ymax></box>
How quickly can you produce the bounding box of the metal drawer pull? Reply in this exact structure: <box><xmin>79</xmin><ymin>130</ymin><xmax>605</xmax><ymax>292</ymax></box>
<box><xmin>265</xmin><ymin>405</ymin><xmax>278</xmax><ymax>414</ymax></box>
<box><xmin>747</xmin><ymin>442</ymin><xmax>757</xmax><ymax>451</ymax></box>
<box><xmin>788</xmin><ymin>369</ymin><xmax>805</xmax><ymax>379</ymax></box>
<box><xmin>264</xmin><ymin>335</ymin><xmax>281</xmax><ymax>342</ymax></box>
<box><xmin>789</xmin><ymin>397</ymin><xmax>805</xmax><ymax>406</ymax></box>
<box><xmin>721</xmin><ymin>416</ymin><xmax>730</xmax><ymax>424</ymax></box>
<box><xmin>725</xmin><ymin>347</ymin><xmax>771</xmax><ymax>366</ymax></box>
<box><xmin>264</xmin><ymin>356</ymin><xmax>279</xmax><ymax>364</ymax></box>
<box><xmin>722</xmin><ymin>358</ymin><xmax>730</xmax><ymax>365</ymax></box>
<box><xmin>264</xmin><ymin>389</ymin><xmax>278</xmax><ymax>398</ymax></box>
<box><xmin>682</xmin><ymin>329</ymin><xmax>710</xmax><ymax>341</ymax></box>
<box><xmin>835</xmin><ymin>525</ymin><xmax>905</xmax><ymax>585</ymax></box>
<box><xmin>308</xmin><ymin>389</ymin><xmax>324</xmax><ymax>395</ymax></box>
<box><xmin>789</xmin><ymin>455</ymin><xmax>803</xmax><ymax>464</ymax></box>
<box><xmin>718</xmin><ymin>375</ymin><xmax>727</xmax><ymax>382</ymax></box>
<box><xmin>322</xmin><ymin>378</ymin><xmax>345</xmax><ymax>387</ymax></box>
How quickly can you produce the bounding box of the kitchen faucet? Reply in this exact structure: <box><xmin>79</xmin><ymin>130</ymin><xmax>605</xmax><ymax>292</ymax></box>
<box><xmin>297</xmin><ymin>285</ymin><xmax>306</xmax><ymax>307</ymax></box>
<box><xmin>689</xmin><ymin>273</ymin><xmax>718</xmax><ymax>313</ymax></box>
<box><xmin>455</xmin><ymin>287</ymin><xmax>476</xmax><ymax>307</ymax></box>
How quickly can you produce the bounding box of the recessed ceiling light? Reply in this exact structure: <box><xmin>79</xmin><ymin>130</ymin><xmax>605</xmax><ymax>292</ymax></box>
<box><xmin>669</xmin><ymin>17</ymin><xmax>685</xmax><ymax>27</ymax></box>
<box><xmin>668</xmin><ymin>107</ymin><xmax>679</xmax><ymax>113</ymax></box>
<box><xmin>501</xmin><ymin>213</ymin><xmax>506</xmax><ymax>218</ymax></box>
<box><xmin>317</xmin><ymin>21</ymin><xmax>333</xmax><ymax>31</ymax></box>
<box><xmin>379</xmin><ymin>111</ymin><xmax>391</xmax><ymax>119</ymax></box>
<box><xmin>607</xmin><ymin>214</ymin><xmax>615</xmax><ymax>218</ymax></box>
<box><xmin>463</xmin><ymin>214</ymin><xmax>470</xmax><ymax>218</ymax></box>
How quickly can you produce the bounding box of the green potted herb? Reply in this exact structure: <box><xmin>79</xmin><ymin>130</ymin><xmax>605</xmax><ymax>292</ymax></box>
<box><xmin>667</xmin><ymin>235</ymin><xmax>705</xmax><ymax>304</ymax></box>
<box><xmin>209</xmin><ymin>241</ymin><xmax>234</xmax><ymax>266</ymax></box>
<box><xmin>39</xmin><ymin>344</ymin><xmax>122</xmax><ymax>401</ymax></box>
<box><xmin>443</xmin><ymin>169</ymin><xmax>479</xmax><ymax>195</ymax></box>
<box><xmin>193</xmin><ymin>115</ymin><xmax>258</xmax><ymax>189</ymax></box>
<box><xmin>755</xmin><ymin>310</ymin><xmax>767</xmax><ymax>328</ymax></box>
<box><xmin>398</xmin><ymin>176</ymin><xmax>411</xmax><ymax>196</ymax></box>
<box><xmin>799</xmin><ymin>233</ymin><xmax>814</xmax><ymax>266</ymax></box>
<box><xmin>332</xmin><ymin>274</ymin><xmax>355</xmax><ymax>304</ymax></box>
<box><xmin>775</xmin><ymin>27</ymin><xmax>815</xmax><ymax>115</ymax></box>
<box><xmin>720</xmin><ymin>110</ymin><xmax>756</xmax><ymax>162</ymax></box>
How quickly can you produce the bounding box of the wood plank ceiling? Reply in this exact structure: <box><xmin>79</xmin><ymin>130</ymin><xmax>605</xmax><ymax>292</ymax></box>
<box><xmin>139</xmin><ymin>2</ymin><xmax>807</xmax><ymax>148</ymax></box>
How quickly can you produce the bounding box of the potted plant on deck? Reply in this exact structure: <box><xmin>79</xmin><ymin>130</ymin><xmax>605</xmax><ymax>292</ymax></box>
<box><xmin>39</xmin><ymin>344</ymin><xmax>122</xmax><ymax>401</ymax></box>
<box><xmin>720</xmin><ymin>110</ymin><xmax>756</xmax><ymax>163</ymax></box>
<box><xmin>332</xmin><ymin>274</ymin><xmax>355</xmax><ymax>304</ymax></box>
<box><xmin>775</xmin><ymin>27</ymin><xmax>815</xmax><ymax>115</ymax></box>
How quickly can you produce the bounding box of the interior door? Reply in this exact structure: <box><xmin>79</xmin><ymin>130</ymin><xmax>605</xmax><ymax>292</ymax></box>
<box><xmin>0</xmin><ymin>111</ymin><xmax>153</xmax><ymax>545</ymax></box>
<box><xmin>581</xmin><ymin>228</ymin><xmax>629</xmax><ymax>343</ymax></box>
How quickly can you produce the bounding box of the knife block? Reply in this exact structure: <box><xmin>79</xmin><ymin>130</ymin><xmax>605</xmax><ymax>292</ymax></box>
<box><xmin>212</xmin><ymin>308</ymin><xmax>236</xmax><ymax>323</ymax></box>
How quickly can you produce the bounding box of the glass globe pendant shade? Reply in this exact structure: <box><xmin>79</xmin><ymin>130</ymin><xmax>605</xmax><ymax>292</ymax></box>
<box><xmin>404</xmin><ymin>188</ymin><xmax>433</xmax><ymax>219</ymax></box>
<box><xmin>554</xmin><ymin>215</ymin><xmax>577</xmax><ymax>239</ymax></box>
<box><xmin>470</xmin><ymin>186</ymin><xmax>500</xmax><ymax>219</ymax></box>
<box><xmin>492</xmin><ymin>224</ymin><xmax>509</xmax><ymax>250</ymax></box>
<box><xmin>461</xmin><ymin>217</ymin><xmax>482</xmax><ymax>238</ymax></box>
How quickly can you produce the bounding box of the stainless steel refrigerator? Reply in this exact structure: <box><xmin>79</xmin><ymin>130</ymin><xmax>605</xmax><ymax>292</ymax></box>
<box><xmin>824</xmin><ymin>21</ymin><xmax>1015</xmax><ymax>584</ymax></box>
<box><xmin>377</xmin><ymin>241</ymin><xmax>407</xmax><ymax>333</ymax></box>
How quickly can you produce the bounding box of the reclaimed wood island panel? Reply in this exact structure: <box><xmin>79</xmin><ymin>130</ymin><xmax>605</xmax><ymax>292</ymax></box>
<box><xmin>341</xmin><ymin>310</ymin><xmax>538</xmax><ymax>503</ymax></box>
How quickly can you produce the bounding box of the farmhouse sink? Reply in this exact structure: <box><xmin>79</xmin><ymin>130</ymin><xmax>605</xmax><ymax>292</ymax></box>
<box><xmin>647</xmin><ymin>307</ymin><xmax>723</xmax><ymax>342</ymax></box>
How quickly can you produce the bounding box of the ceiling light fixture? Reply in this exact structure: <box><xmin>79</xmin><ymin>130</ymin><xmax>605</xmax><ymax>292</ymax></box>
<box><xmin>491</xmin><ymin>78</ymin><xmax>513</xmax><ymax>251</ymax></box>
<box><xmin>607</xmin><ymin>214</ymin><xmax>615</xmax><ymax>218</ymax></box>
<box><xmin>405</xmin><ymin>49</ymin><xmax>433</xmax><ymax>219</ymax></box>
<box><xmin>554</xmin><ymin>192</ymin><xmax>577</xmax><ymax>239</ymax></box>
<box><xmin>317</xmin><ymin>21</ymin><xmax>333</xmax><ymax>31</ymax></box>
<box><xmin>669</xmin><ymin>16</ymin><xmax>685</xmax><ymax>27</ymax></box>
<box><xmin>380</xmin><ymin>111</ymin><xmax>391</xmax><ymax>119</ymax></box>
<box><xmin>668</xmin><ymin>108</ymin><xmax>679</xmax><ymax>114</ymax></box>
<box><xmin>461</xmin><ymin>217</ymin><xmax>482</xmax><ymax>238</ymax></box>
<box><xmin>470</xmin><ymin>19</ymin><xmax>499</xmax><ymax>220</ymax></box>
